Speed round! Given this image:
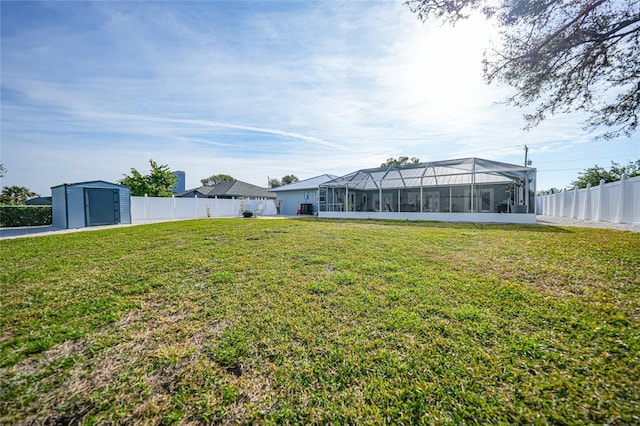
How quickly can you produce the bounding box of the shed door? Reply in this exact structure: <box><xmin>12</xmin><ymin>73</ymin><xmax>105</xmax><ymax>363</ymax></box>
<box><xmin>85</xmin><ymin>189</ymin><xmax>120</xmax><ymax>226</ymax></box>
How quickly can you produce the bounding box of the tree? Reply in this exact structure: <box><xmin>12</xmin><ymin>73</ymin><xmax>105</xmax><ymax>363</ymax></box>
<box><xmin>201</xmin><ymin>174</ymin><xmax>235</xmax><ymax>186</ymax></box>
<box><xmin>537</xmin><ymin>187</ymin><xmax>561</xmax><ymax>196</ymax></box>
<box><xmin>281</xmin><ymin>175</ymin><xmax>299</xmax><ymax>185</ymax></box>
<box><xmin>0</xmin><ymin>186</ymin><xmax>37</xmax><ymax>205</ymax></box>
<box><xmin>572</xmin><ymin>160</ymin><xmax>640</xmax><ymax>188</ymax></box>
<box><xmin>380</xmin><ymin>156</ymin><xmax>420</xmax><ymax>167</ymax></box>
<box><xmin>269</xmin><ymin>175</ymin><xmax>299</xmax><ymax>188</ymax></box>
<box><xmin>269</xmin><ymin>178</ymin><xmax>281</xmax><ymax>188</ymax></box>
<box><xmin>405</xmin><ymin>0</ymin><xmax>640</xmax><ymax>139</ymax></box>
<box><xmin>120</xmin><ymin>160</ymin><xmax>177</xmax><ymax>197</ymax></box>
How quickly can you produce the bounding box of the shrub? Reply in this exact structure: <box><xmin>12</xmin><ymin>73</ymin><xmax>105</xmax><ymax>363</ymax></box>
<box><xmin>0</xmin><ymin>205</ymin><xmax>52</xmax><ymax>227</ymax></box>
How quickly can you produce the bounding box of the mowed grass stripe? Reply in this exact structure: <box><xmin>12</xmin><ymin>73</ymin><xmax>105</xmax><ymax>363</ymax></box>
<box><xmin>1</xmin><ymin>218</ymin><xmax>638</xmax><ymax>424</ymax></box>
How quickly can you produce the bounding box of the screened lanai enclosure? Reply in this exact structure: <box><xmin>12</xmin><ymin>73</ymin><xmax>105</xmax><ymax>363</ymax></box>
<box><xmin>319</xmin><ymin>158</ymin><xmax>536</xmax><ymax>224</ymax></box>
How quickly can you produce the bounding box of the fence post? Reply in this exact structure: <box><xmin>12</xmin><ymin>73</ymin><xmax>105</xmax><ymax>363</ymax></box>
<box><xmin>144</xmin><ymin>193</ymin><xmax>149</xmax><ymax>221</ymax></box>
<box><xmin>194</xmin><ymin>194</ymin><xmax>198</xmax><ymax>219</ymax></box>
<box><xmin>617</xmin><ymin>174</ymin><xmax>627</xmax><ymax>224</ymax></box>
<box><xmin>571</xmin><ymin>187</ymin><xmax>578</xmax><ymax>219</ymax></box>
<box><xmin>546</xmin><ymin>194</ymin><xmax>551</xmax><ymax>216</ymax></box>
<box><xmin>596</xmin><ymin>179</ymin><xmax>606</xmax><ymax>221</ymax></box>
<box><xmin>172</xmin><ymin>195</ymin><xmax>176</xmax><ymax>220</ymax></box>
<box><xmin>583</xmin><ymin>184</ymin><xmax>591</xmax><ymax>220</ymax></box>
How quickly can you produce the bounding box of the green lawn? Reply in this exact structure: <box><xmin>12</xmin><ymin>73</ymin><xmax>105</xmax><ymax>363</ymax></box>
<box><xmin>1</xmin><ymin>218</ymin><xmax>638</xmax><ymax>424</ymax></box>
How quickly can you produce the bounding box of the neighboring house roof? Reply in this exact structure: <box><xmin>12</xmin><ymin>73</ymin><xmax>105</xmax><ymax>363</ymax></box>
<box><xmin>177</xmin><ymin>180</ymin><xmax>275</xmax><ymax>199</ymax></box>
<box><xmin>268</xmin><ymin>174</ymin><xmax>339</xmax><ymax>192</ymax></box>
<box><xmin>24</xmin><ymin>196</ymin><xmax>52</xmax><ymax>205</ymax></box>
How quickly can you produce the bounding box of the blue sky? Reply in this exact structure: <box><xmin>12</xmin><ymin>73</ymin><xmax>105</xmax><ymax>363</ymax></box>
<box><xmin>1</xmin><ymin>0</ymin><xmax>638</xmax><ymax>196</ymax></box>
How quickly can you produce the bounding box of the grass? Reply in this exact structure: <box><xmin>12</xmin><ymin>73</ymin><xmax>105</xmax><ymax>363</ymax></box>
<box><xmin>1</xmin><ymin>218</ymin><xmax>639</xmax><ymax>424</ymax></box>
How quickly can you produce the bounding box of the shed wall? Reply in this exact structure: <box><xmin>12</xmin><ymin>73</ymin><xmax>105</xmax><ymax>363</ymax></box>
<box><xmin>51</xmin><ymin>186</ymin><xmax>67</xmax><ymax>228</ymax></box>
<box><xmin>119</xmin><ymin>188</ymin><xmax>132</xmax><ymax>224</ymax></box>
<box><xmin>65</xmin><ymin>185</ymin><xmax>87</xmax><ymax>229</ymax></box>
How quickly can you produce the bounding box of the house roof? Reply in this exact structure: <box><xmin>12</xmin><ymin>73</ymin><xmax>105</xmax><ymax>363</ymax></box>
<box><xmin>24</xmin><ymin>196</ymin><xmax>52</xmax><ymax>205</ymax></box>
<box><xmin>321</xmin><ymin>158</ymin><xmax>536</xmax><ymax>191</ymax></box>
<box><xmin>177</xmin><ymin>180</ymin><xmax>275</xmax><ymax>199</ymax></box>
<box><xmin>268</xmin><ymin>174</ymin><xmax>339</xmax><ymax>192</ymax></box>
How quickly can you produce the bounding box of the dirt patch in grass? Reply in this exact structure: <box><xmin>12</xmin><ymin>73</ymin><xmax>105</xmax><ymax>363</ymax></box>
<box><xmin>7</xmin><ymin>295</ymin><xmax>276</xmax><ymax>424</ymax></box>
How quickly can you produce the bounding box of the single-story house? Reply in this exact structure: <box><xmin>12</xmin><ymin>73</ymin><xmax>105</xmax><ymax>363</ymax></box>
<box><xmin>23</xmin><ymin>196</ymin><xmax>52</xmax><ymax>205</ymax></box>
<box><xmin>268</xmin><ymin>174</ymin><xmax>338</xmax><ymax>215</ymax></box>
<box><xmin>319</xmin><ymin>157</ymin><xmax>536</xmax><ymax>224</ymax></box>
<box><xmin>176</xmin><ymin>180</ymin><xmax>275</xmax><ymax>200</ymax></box>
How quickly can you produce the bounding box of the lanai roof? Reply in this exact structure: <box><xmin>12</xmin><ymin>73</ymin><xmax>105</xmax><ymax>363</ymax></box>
<box><xmin>321</xmin><ymin>158</ymin><xmax>535</xmax><ymax>191</ymax></box>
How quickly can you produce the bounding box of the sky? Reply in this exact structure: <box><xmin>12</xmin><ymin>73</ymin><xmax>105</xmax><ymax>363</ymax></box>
<box><xmin>1</xmin><ymin>0</ymin><xmax>638</xmax><ymax>197</ymax></box>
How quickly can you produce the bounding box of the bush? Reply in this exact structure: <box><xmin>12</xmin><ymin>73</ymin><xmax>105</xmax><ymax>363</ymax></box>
<box><xmin>0</xmin><ymin>205</ymin><xmax>52</xmax><ymax>227</ymax></box>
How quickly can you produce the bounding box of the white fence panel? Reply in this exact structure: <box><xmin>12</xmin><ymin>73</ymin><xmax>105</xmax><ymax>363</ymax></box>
<box><xmin>147</xmin><ymin>197</ymin><xmax>175</xmax><ymax>220</ymax></box>
<box><xmin>537</xmin><ymin>175</ymin><xmax>640</xmax><ymax>224</ymax></box>
<box><xmin>624</xmin><ymin>176</ymin><xmax>640</xmax><ymax>224</ymax></box>
<box><xmin>130</xmin><ymin>195</ymin><xmax>277</xmax><ymax>222</ymax></box>
<box><xmin>174</xmin><ymin>197</ymin><xmax>202</xmax><ymax>219</ymax></box>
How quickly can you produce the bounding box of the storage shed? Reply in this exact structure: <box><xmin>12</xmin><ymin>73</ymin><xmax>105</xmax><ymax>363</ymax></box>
<box><xmin>52</xmin><ymin>181</ymin><xmax>131</xmax><ymax>229</ymax></box>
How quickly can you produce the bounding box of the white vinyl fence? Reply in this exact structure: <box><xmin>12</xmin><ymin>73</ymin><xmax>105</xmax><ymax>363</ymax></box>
<box><xmin>131</xmin><ymin>195</ymin><xmax>277</xmax><ymax>222</ymax></box>
<box><xmin>536</xmin><ymin>175</ymin><xmax>640</xmax><ymax>224</ymax></box>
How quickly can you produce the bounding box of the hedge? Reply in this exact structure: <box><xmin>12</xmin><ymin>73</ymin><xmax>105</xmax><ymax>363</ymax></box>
<box><xmin>0</xmin><ymin>205</ymin><xmax>53</xmax><ymax>227</ymax></box>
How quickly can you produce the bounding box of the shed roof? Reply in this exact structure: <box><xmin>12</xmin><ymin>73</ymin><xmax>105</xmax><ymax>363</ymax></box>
<box><xmin>321</xmin><ymin>158</ymin><xmax>535</xmax><ymax>191</ymax></box>
<box><xmin>51</xmin><ymin>180</ymin><xmax>129</xmax><ymax>190</ymax></box>
<box><xmin>268</xmin><ymin>174</ymin><xmax>339</xmax><ymax>192</ymax></box>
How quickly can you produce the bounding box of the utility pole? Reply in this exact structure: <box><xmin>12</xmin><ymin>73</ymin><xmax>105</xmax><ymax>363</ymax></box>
<box><xmin>524</xmin><ymin>145</ymin><xmax>529</xmax><ymax>167</ymax></box>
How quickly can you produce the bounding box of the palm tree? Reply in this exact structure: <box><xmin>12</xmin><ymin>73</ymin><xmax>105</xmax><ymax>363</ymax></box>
<box><xmin>0</xmin><ymin>186</ymin><xmax>38</xmax><ymax>205</ymax></box>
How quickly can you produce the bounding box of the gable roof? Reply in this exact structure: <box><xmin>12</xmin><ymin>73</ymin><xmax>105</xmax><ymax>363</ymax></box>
<box><xmin>268</xmin><ymin>174</ymin><xmax>339</xmax><ymax>192</ymax></box>
<box><xmin>51</xmin><ymin>180</ymin><xmax>128</xmax><ymax>190</ymax></box>
<box><xmin>177</xmin><ymin>180</ymin><xmax>275</xmax><ymax>199</ymax></box>
<box><xmin>24</xmin><ymin>196</ymin><xmax>53</xmax><ymax>205</ymax></box>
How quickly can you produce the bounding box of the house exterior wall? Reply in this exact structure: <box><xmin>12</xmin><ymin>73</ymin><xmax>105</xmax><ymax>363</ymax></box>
<box><xmin>276</xmin><ymin>189</ymin><xmax>318</xmax><ymax>215</ymax></box>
